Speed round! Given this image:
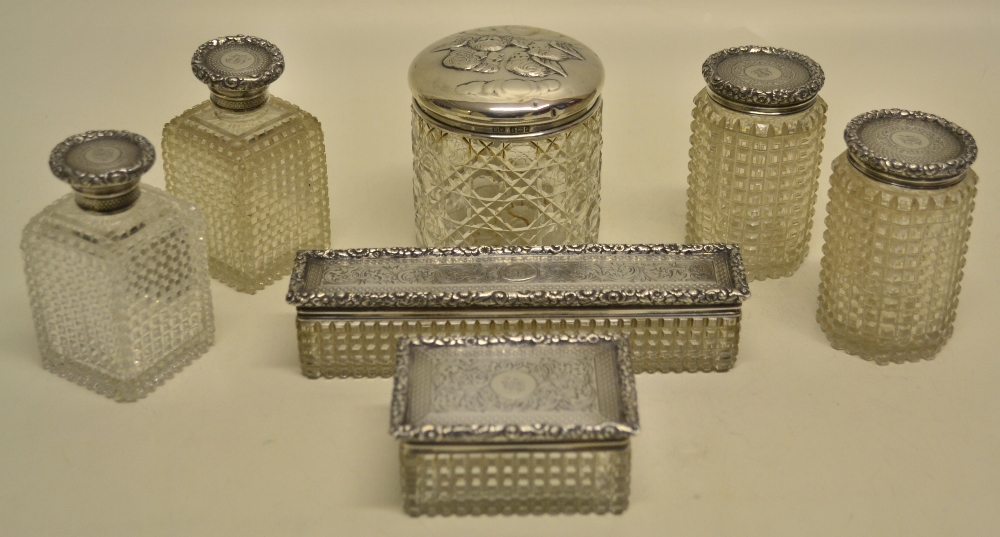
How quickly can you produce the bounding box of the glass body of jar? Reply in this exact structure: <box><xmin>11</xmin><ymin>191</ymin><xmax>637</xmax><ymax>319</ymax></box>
<box><xmin>163</xmin><ymin>95</ymin><xmax>331</xmax><ymax>294</ymax></box>
<box><xmin>22</xmin><ymin>186</ymin><xmax>215</xmax><ymax>401</ymax></box>
<box><xmin>411</xmin><ymin>103</ymin><xmax>602</xmax><ymax>247</ymax></box>
<box><xmin>686</xmin><ymin>89</ymin><xmax>827</xmax><ymax>280</ymax></box>
<box><xmin>817</xmin><ymin>154</ymin><xmax>977</xmax><ymax>364</ymax></box>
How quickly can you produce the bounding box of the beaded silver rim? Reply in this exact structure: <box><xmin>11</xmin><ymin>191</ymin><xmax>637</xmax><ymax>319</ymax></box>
<box><xmin>844</xmin><ymin>109</ymin><xmax>977</xmax><ymax>188</ymax></box>
<box><xmin>702</xmin><ymin>45</ymin><xmax>824</xmax><ymax>113</ymax></box>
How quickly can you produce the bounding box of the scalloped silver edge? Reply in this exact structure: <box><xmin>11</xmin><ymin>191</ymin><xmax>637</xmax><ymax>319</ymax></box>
<box><xmin>285</xmin><ymin>243</ymin><xmax>751</xmax><ymax>308</ymax></box>
<box><xmin>191</xmin><ymin>34</ymin><xmax>285</xmax><ymax>91</ymax></box>
<box><xmin>48</xmin><ymin>130</ymin><xmax>156</xmax><ymax>187</ymax></box>
<box><xmin>844</xmin><ymin>108</ymin><xmax>978</xmax><ymax>181</ymax></box>
<box><xmin>702</xmin><ymin>45</ymin><xmax>824</xmax><ymax>108</ymax></box>
<box><xmin>389</xmin><ymin>334</ymin><xmax>639</xmax><ymax>443</ymax></box>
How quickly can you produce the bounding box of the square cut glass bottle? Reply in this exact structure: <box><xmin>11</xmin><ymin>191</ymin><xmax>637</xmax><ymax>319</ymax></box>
<box><xmin>163</xmin><ymin>35</ymin><xmax>331</xmax><ymax>293</ymax></box>
<box><xmin>23</xmin><ymin>131</ymin><xmax>214</xmax><ymax>401</ymax></box>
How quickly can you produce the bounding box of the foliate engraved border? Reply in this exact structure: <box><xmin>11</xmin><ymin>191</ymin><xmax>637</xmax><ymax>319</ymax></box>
<box><xmin>389</xmin><ymin>334</ymin><xmax>639</xmax><ymax>444</ymax></box>
<box><xmin>844</xmin><ymin>108</ymin><xmax>977</xmax><ymax>181</ymax></box>
<box><xmin>286</xmin><ymin>244</ymin><xmax>750</xmax><ymax>308</ymax></box>
<box><xmin>702</xmin><ymin>45</ymin><xmax>824</xmax><ymax>108</ymax></box>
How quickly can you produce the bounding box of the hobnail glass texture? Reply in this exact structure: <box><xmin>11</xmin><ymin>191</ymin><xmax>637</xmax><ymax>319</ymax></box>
<box><xmin>162</xmin><ymin>96</ymin><xmax>331</xmax><ymax>293</ymax></box>
<box><xmin>400</xmin><ymin>443</ymin><xmax>631</xmax><ymax>516</ymax></box>
<box><xmin>686</xmin><ymin>89</ymin><xmax>827</xmax><ymax>280</ymax></box>
<box><xmin>412</xmin><ymin>106</ymin><xmax>602</xmax><ymax>247</ymax></box>
<box><xmin>817</xmin><ymin>154</ymin><xmax>978</xmax><ymax>364</ymax></box>
<box><xmin>21</xmin><ymin>186</ymin><xmax>215</xmax><ymax>401</ymax></box>
<box><xmin>296</xmin><ymin>313</ymin><xmax>740</xmax><ymax>378</ymax></box>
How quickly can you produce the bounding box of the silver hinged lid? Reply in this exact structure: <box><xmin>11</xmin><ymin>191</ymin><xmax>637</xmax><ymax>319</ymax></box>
<box><xmin>702</xmin><ymin>45</ymin><xmax>824</xmax><ymax>114</ymax></box>
<box><xmin>286</xmin><ymin>244</ymin><xmax>749</xmax><ymax>310</ymax></box>
<box><xmin>48</xmin><ymin>130</ymin><xmax>156</xmax><ymax>213</ymax></box>
<box><xmin>844</xmin><ymin>109</ymin><xmax>978</xmax><ymax>188</ymax></box>
<box><xmin>191</xmin><ymin>35</ymin><xmax>285</xmax><ymax>111</ymax></box>
<box><xmin>408</xmin><ymin>25</ymin><xmax>604</xmax><ymax>136</ymax></box>
<box><xmin>390</xmin><ymin>335</ymin><xmax>638</xmax><ymax>444</ymax></box>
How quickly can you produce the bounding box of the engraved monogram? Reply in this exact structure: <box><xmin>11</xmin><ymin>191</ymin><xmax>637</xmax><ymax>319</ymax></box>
<box><xmin>435</xmin><ymin>29</ymin><xmax>584</xmax><ymax>78</ymax></box>
<box><xmin>83</xmin><ymin>146</ymin><xmax>122</xmax><ymax>164</ymax></box>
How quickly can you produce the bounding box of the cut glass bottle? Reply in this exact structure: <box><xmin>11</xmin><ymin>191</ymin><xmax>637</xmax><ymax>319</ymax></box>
<box><xmin>163</xmin><ymin>35</ymin><xmax>331</xmax><ymax>293</ymax></box>
<box><xmin>22</xmin><ymin>131</ymin><xmax>214</xmax><ymax>401</ymax></box>
<box><xmin>687</xmin><ymin>46</ymin><xmax>827</xmax><ymax>281</ymax></box>
<box><xmin>818</xmin><ymin>110</ymin><xmax>979</xmax><ymax>364</ymax></box>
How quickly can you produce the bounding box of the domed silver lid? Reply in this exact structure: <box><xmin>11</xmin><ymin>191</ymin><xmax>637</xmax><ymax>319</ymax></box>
<box><xmin>845</xmin><ymin>109</ymin><xmax>978</xmax><ymax>188</ymax></box>
<box><xmin>408</xmin><ymin>25</ymin><xmax>604</xmax><ymax>136</ymax></box>
<box><xmin>191</xmin><ymin>35</ymin><xmax>285</xmax><ymax>111</ymax></box>
<box><xmin>702</xmin><ymin>45</ymin><xmax>824</xmax><ymax>114</ymax></box>
<box><xmin>49</xmin><ymin>130</ymin><xmax>156</xmax><ymax>212</ymax></box>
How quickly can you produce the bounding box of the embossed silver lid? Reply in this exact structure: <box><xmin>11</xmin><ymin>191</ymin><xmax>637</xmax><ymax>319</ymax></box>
<box><xmin>844</xmin><ymin>109</ymin><xmax>978</xmax><ymax>188</ymax></box>
<box><xmin>286</xmin><ymin>244</ymin><xmax>750</xmax><ymax>310</ymax></box>
<box><xmin>390</xmin><ymin>335</ymin><xmax>638</xmax><ymax>444</ymax></box>
<box><xmin>408</xmin><ymin>25</ymin><xmax>604</xmax><ymax>136</ymax></box>
<box><xmin>702</xmin><ymin>45</ymin><xmax>824</xmax><ymax>114</ymax></box>
<box><xmin>49</xmin><ymin>130</ymin><xmax>156</xmax><ymax>212</ymax></box>
<box><xmin>191</xmin><ymin>35</ymin><xmax>285</xmax><ymax>111</ymax></box>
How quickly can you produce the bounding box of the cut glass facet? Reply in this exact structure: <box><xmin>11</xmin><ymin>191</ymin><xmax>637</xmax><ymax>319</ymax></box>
<box><xmin>686</xmin><ymin>89</ymin><xmax>827</xmax><ymax>280</ymax></box>
<box><xmin>163</xmin><ymin>97</ymin><xmax>331</xmax><ymax>293</ymax></box>
<box><xmin>412</xmin><ymin>104</ymin><xmax>602</xmax><ymax>247</ymax></box>
<box><xmin>817</xmin><ymin>155</ymin><xmax>977</xmax><ymax>364</ymax></box>
<box><xmin>22</xmin><ymin>186</ymin><xmax>214</xmax><ymax>401</ymax></box>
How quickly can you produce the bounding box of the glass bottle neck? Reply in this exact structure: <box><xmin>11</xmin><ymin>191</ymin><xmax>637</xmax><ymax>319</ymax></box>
<box><xmin>209</xmin><ymin>86</ymin><xmax>271</xmax><ymax>113</ymax></box>
<box><xmin>73</xmin><ymin>183</ymin><xmax>141</xmax><ymax>213</ymax></box>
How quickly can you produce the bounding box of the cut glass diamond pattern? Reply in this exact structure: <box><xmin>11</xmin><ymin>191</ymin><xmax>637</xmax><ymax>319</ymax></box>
<box><xmin>413</xmin><ymin>106</ymin><xmax>602</xmax><ymax>247</ymax></box>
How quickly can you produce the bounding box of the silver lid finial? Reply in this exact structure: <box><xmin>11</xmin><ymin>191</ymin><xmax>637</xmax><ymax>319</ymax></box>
<box><xmin>49</xmin><ymin>130</ymin><xmax>156</xmax><ymax>212</ymax></box>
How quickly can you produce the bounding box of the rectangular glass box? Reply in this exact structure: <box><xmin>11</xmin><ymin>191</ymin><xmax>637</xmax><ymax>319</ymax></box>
<box><xmin>390</xmin><ymin>335</ymin><xmax>639</xmax><ymax>516</ymax></box>
<box><xmin>286</xmin><ymin>244</ymin><xmax>750</xmax><ymax>378</ymax></box>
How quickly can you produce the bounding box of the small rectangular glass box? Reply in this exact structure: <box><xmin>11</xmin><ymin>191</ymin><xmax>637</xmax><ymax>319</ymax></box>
<box><xmin>286</xmin><ymin>244</ymin><xmax>750</xmax><ymax>378</ymax></box>
<box><xmin>390</xmin><ymin>334</ymin><xmax>639</xmax><ymax>516</ymax></box>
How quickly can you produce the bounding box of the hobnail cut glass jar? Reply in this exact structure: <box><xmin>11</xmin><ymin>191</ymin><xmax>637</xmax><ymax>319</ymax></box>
<box><xmin>687</xmin><ymin>46</ymin><xmax>827</xmax><ymax>281</ymax></box>
<box><xmin>163</xmin><ymin>35</ymin><xmax>331</xmax><ymax>294</ymax></box>
<box><xmin>409</xmin><ymin>26</ymin><xmax>604</xmax><ymax>247</ymax></box>
<box><xmin>818</xmin><ymin>109</ymin><xmax>979</xmax><ymax>364</ymax></box>
<box><xmin>22</xmin><ymin>131</ymin><xmax>214</xmax><ymax>401</ymax></box>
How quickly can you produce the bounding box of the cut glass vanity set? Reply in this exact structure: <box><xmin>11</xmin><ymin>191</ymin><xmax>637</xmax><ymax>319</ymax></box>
<box><xmin>21</xmin><ymin>27</ymin><xmax>980</xmax><ymax>516</ymax></box>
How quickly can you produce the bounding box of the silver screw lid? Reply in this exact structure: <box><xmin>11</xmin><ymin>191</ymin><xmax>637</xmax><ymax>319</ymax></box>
<box><xmin>702</xmin><ymin>45</ymin><xmax>824</xmax><ymax>114</ymax></box>
<box><xmin>49</xmin><ymin>130</ymin><xmax>156</xmax><ymax>212</ymax></box>
<box><xmin>408</xmin><ymin>25</ymin><xmax>604</xmax><ymax>136</ymax></box>
<box><xmin>845</xmin><ymin>109</ymin><xmax>978</xmax><ymax>188</ymax></box>
<box><xmin>191</xmin><ymin>35</ymin><xmax>285</xmax><ymax>111</ymax></box>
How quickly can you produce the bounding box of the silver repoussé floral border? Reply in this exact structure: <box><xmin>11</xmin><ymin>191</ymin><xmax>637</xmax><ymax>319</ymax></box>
<box><xmin>286</xmin><ymin>243</ymin><xmax>750</xmax><ymax>309</ymax></box>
